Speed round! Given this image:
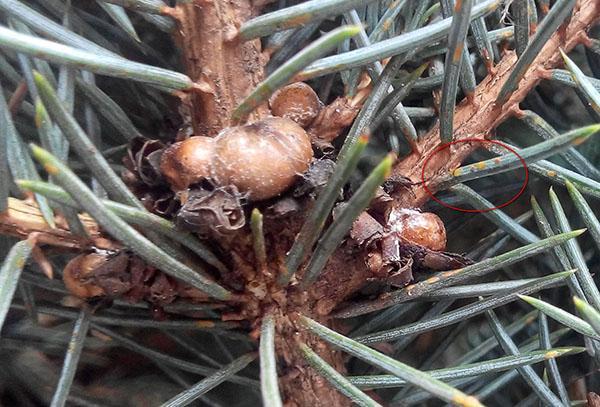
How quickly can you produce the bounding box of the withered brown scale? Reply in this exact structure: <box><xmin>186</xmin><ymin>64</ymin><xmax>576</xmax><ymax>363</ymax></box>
<box><xmin>63</xmin><ymin>253</ymin><xmax>108</xmax><ymax>299</ymax></box>
<box><xmin>212</xmin><ymin>117</ymin><xmax>313</xmax><ymax>200</ymax></box>
<box><xmin>269</xmin><ymin>82</ymin><xmax>322</xmax><ymax>128</ymax></box>
<box><xmin>177</xmin><ymin>186</ymin><xmax>246</xmax><ymax>236</ymax></box>
<box><xmin>124</xmin><ymin>137</ymin><xmax>166</xmax><ymax>187</ymax></box>
<box><xmin>160</xmin><ymin>136</ymin><xmax>215</xmax><ymax>191</ymax></box>
<box><xmin>63</xmin><ymin>251</ymin><xmax>191</xmax><ymax>307</ymax></box>
<box><xmin>388</xmin><ymin>208</ymin><xmax>447</xmax><ymax>252</ymax></box>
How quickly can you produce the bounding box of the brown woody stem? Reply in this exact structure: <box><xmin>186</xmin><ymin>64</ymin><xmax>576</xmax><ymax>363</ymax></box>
<box><xmin>172</xmin><ymin>2</ymin><xmax>352</xmax><ymax>405</ymax></box>
<box><xmin>173</xmin><ymin>0</ymin><xmax>269</xmax><ymax>137</ymax></box>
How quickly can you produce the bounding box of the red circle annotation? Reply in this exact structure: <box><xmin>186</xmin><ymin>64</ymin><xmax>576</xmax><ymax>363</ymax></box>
<box><xmin>420</xmin><ymin>139</ymin><xmax>529</xmax><ymax>213</ymax></box>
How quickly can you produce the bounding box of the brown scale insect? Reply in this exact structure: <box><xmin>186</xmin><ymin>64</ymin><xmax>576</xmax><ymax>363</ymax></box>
<box><xmin>351</xmin><ymin>204</ymin><xmax>469</xmax><ymax>288</ymax></box>
<box><xmin>160</xmin><ymin>136</ymin><xmax>215</xmax><ymax>191</ymax></box>
<box><xmin>388</xmin><ymin>208</ymin><xmax>447</xmax><ymax>251</ymax></box>
<box><xmin>269</xmin><ymin>82</ymin><xmax>322</xmax><ymax>128</ymax></box>
<box><xmin>160</xmin><ymin>116</ymin><xmax>313</xmax><ymax>201</ymax></box>
<box><xmin>63</xmin><ymin>252</ymin><xmax>108</xmax><ymax>299</ymax></box>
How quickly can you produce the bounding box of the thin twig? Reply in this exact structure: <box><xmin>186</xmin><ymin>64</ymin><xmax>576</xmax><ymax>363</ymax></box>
<box><xmin>0</xmin><ymin>197</ymin><xmax>114</xmax><ymax>250</ymax></box>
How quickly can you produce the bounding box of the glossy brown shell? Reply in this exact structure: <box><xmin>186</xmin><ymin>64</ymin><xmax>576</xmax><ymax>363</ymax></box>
<box><xmin>63</xmin><ymin>253</ymin><xmax>107</xmax><ymax>299</ymax></box>
<box><xmin>388</xmin><ymin>208</ymin><xmax>447</xmax><ymax>251</ymax></box>
<box><xmin>269</xmin><ymin>82</ymin><xmax>321</xmax><ymax>128</ymax></box>
<box><xmin>212</xmin><ymin>117</ymin><xmax>313</xmax><ymax>200</ymax></box>
<box><xmin>160</xmin><ymin>136</ymin><xmax>215</xmax><ymax>190</ymax></box>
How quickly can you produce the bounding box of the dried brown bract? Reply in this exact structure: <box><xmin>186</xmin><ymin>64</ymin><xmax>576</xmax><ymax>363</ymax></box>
<box><xmin>417</xmin><ymin>249</ymin><xmax>472</xmax><ymax>271</ymax></box>
<box><xmin>177</xmin><ymin>186</ymin><xmax>246</xmax><ymax>236</ymax></box>
<box><xmin>63</xmin><ymin>250</ymin><xmax>187</xmax><ymax>307</ymax></box>
<box><xmin>89</xmin><ymin>250</ymin><xmax>133</xmax><ymax>298</ymax></box>
<box><xmin>350</xmin><ymin>212</ymin><xmax>384</xmax><ymax>247</ymax></box>
<box><xmin>124</xmin><ymin>137</ymin><xmax>166</xmax><ymax>187</ymax></box>
<box><xmin>293</xmin><ymin>158</ymin><xmax>335</xmax><ymax>198</ymax></box>
<box><xmin>264</xmin><ymin>197</ymin><xmax>302</xmax><ymax>219</ymax></box>
<box><xmin>122</xmin><ymin>138</ymin><xmax>179</xmax><ymax>216</ymax></box>
<box><xmin>307</xmin><ymin>97</ymin><xmax>360</xmax><ymax>150</ymax></box>
<box><xmin>149</xmin><ymin>191</ymin><xmax>181</xmax><ymax>217</ymax></box>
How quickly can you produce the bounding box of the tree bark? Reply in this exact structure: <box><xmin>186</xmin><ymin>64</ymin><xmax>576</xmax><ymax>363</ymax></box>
<box><xmin>172</xmin><ymin>0</ymin><xmax>269</xmax><ymax>137</ymax></box>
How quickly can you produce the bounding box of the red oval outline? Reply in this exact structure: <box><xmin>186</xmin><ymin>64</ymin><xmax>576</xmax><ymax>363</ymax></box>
<box><xmin>420</xmin><ymin>139</ymin><xmax>529</xmax><ymax>213</ymax></box>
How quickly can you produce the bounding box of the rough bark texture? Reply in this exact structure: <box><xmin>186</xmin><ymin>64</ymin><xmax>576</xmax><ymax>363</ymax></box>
<box><xmin>172</xmin><ymin>0</ymin><xmax>269</xmax><ymax>137</ymax></box>
<box><xmin>389</xmin><ymin>0</ymin><xmax>600</xmax><ymax>209</ymax></box>
<box><xmin>218</xmin><ymin>214</ymin><xmax>352</xmax><ymax>407</ymax></box>
<box><xmin>277</xmin><ymin>314</ymin><xmax>349</xmax><ymax>407</ymax></box>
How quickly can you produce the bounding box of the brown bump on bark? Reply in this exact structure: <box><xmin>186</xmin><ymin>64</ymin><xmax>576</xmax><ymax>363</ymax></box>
<box><xmin>212</xmin><ymin>117</ymin><xmax>313</xmax><ymax>200</ymax></box>
<box><xmin>270</xmin><ymin>82</ymin><xmax>322</xmax><ymax>128</ymax></box>
<box><xmin>160</xmin><ymin>136</ymin><xmax>216</xmax><ymax>190</ymax></box>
